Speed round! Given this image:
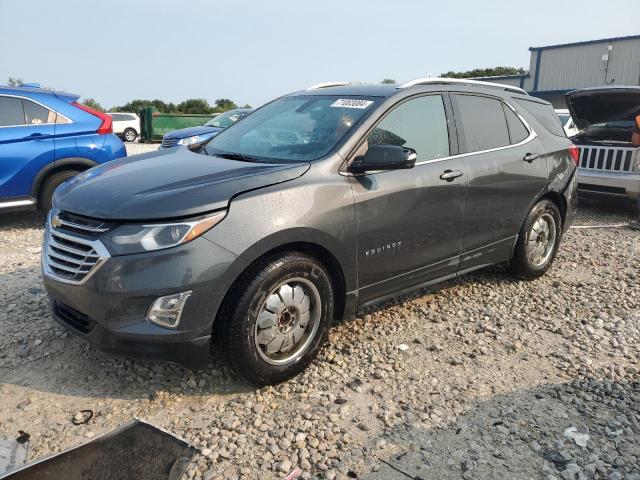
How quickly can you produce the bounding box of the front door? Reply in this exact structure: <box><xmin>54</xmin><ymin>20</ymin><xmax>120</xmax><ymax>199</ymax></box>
<box><xmin>349</xmin><ymin>94</ymin><xmax>467</xmax><ymax>303</ymax></box>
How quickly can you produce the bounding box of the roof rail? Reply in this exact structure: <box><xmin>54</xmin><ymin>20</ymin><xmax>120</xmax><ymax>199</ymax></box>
<box><xmin>398</xmin><ymin>77</ymin><xmax>528</xmax><ymax>95</ymax></box>
<box><xmin>306</xmin><ymin>81</ymin><xmax>351</xmax><ymax>90</ymax></box>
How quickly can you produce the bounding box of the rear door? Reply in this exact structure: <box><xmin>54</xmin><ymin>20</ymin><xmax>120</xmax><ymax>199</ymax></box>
<box><xmin>450</xmin><ymin>94</ymin><xmax>548</xmax><ymax>272</ymax></box>
<box><xmin>0</xmin><ymin>95</ymin><xmax>56</xmax><ymax>199</ymax></box>
<box><xmin>350</xmin><ymin>94</ymin><xmax>467</xmax><ymax>302</ymax></box>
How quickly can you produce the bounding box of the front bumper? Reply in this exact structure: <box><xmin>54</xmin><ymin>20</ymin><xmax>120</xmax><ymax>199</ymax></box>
<box><xmin>42</xmin><ymin>235</ymin><xmax>237</xmax><ymax>370</ymax></box>
<box><xmin>578</xmin><ymin>169</ymin><xmax>640</xmax><ymax>199</ymax></box>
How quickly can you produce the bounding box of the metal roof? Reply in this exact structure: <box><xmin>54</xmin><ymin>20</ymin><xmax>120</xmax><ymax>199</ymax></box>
<box><xmin>529</xmin><ymin>34</ymin><xmax>640</xmax><ymax>51</ymax></box>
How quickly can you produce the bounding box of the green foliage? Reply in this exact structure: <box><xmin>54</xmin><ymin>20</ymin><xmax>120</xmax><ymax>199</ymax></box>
<box><xmin>111</xmin><ymin>97</ymin><xmax>244</xmax><ymax>115</ymax></box>
<box><xmin>442</xmin><ymin>67</ymin><xmax>528</xmax><ymax>79</ymax></box>
<box><xmin>8</xmin><ymin>77</ymin><xmax>24</xmax><ymax>86</ymax></box>
<box><xmin>81</xmin><ymin>98</ymin><xmax>104</xmax><ymax>112</ymax></box>
<box><xmin>176</xmin><ymin>98</ymin><xmax>212</xmax><ymax>114</ymax></box>
<box><xmin>381</xmin><ymin>78</ymin><xmax>397</xmax><ymax>84</ymax></box>
<box><xmin>213</xmin><ymin>98</ymin><xmax>238</xmax><ymax>112</ymax></box>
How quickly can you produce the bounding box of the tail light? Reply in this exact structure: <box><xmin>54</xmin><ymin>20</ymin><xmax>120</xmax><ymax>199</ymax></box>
<box><xmin>568</xmin><ymin>144</ymin><xmax>580</xmax><ymax>166</ymax></box>
<box><xmin>72</xmin><ymin>102</ymin><xmax>113</xmax><ymax>135</ymax></box>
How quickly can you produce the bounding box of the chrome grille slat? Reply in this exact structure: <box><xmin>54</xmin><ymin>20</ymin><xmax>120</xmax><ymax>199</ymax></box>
<box><xmin>48</xmin><ymin>236</ymin><xmax>98</xmax><ymax>257</ymax></box>
<box><xmin>57</xmin><ymin>218</ymin><xmax>109</xmax><ymax>233</ymax></box>
<box><xmin>577</xmin><ymin>145</ymin><xmax>638</xmax><ymax>173</ymax></box>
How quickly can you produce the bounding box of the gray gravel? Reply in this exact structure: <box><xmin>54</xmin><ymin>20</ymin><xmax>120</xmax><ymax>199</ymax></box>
<box><xmin>0</xmin><ymin>196</ymin><xmax>638</xmax><ymax>480</ymax></box>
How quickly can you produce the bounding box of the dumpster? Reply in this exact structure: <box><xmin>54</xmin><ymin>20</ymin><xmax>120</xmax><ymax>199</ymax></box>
<box><xmin>139</xmin><ymin>107</ymin><xmax>214</xmax><ymax>143</ymax></box>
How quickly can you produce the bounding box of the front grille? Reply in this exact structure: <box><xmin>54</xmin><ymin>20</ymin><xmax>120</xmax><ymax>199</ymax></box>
<box><xmin>578</xmin><ymin>145</ymin><xmax>637</xmax><ymax>173</ymax></box>
<box><xmin>54</xmin><ymin>302</ymin><xmax>95</xmax><ymax>333</ymax></box>
<box><xmin>161</xmin><ymin>138</ymin><xmax>179</xmax><ymax>148</ymax></box>
<box><xmin>55</xmin><ymin>211</ymin><xmax>111</xmax><ymax>236</ymax></box>
<box><xmin>42</xmin><ymin>212</ymin><xmax>110</xmax><ymax>284</ymax></box>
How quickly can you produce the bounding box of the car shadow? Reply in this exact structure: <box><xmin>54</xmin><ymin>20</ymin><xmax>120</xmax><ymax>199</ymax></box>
<box><xmin>369</xmin><ymin>376</ymin><xmax>639</xmax><ymax>479</ymax></box>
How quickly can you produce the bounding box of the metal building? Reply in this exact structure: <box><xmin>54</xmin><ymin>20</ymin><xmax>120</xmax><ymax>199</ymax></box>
<box><xmin>474</xmin><ymin>35</ymin><xmax>640</xmax><ymax>108</ymax></box>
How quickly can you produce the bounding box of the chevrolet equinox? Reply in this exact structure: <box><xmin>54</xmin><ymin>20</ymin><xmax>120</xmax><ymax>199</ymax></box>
<box><xmin>42</xmin><ymin>78</ymin><xmax>578</xmax><ymax>385</ymax></box>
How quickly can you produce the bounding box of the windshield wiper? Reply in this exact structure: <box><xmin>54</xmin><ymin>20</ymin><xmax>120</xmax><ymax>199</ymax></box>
<box><xmin>213</xmin><ymin>152</ymin><xmax>262</xmax><ymax>163</ymax></box>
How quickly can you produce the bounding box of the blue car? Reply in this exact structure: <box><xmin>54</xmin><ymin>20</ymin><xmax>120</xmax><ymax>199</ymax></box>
<box><xmin>0</xmin><ymin>84</ymin><xmax>126</xmax><ymax>213</ymax></box>
<box><xmin>161</xmin><ymin>108</ymin><xmax>252</xmax><ymax>148</ymax></box>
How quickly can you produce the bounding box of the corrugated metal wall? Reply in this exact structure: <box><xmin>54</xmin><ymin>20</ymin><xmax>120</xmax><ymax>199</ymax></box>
<box><xmin>533</xmin><ymin>38</ymin><xmax>640</xmax><ymax>91</ymax></box>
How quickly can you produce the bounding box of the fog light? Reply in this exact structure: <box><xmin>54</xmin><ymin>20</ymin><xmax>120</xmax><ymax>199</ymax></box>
<box><xmin>147</xmin><ymin>291</ymin><xmax>192</xmax><ymax>329</ymax></box>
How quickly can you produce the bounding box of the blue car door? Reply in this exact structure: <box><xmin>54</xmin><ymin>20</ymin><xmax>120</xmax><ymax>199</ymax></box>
<box><xmin>0</xmin><ymin>95</ymin><xmax>56</xmax><ymax>199</ymax></box>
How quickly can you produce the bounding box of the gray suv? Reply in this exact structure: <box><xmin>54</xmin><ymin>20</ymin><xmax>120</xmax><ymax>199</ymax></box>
<box><xmin>42</xmin><ymin>78</ymin><xmax>578</xmax><ymax>385</ymax></box>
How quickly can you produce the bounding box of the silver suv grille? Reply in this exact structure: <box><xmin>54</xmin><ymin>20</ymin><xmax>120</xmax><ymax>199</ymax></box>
<box><xmin>161</xmin><ymin>138</ymin><xmax>179</xmax><ymax>148</ymax></box>
<box><xmin>42</xmin><ymin>212</ymin><xmax>110</xmax><ymax>284</ymax></box>
<box><xmin>578</xmin><ymin>145</ymin><xmax>637</xmax><ymax>173</ymax></box>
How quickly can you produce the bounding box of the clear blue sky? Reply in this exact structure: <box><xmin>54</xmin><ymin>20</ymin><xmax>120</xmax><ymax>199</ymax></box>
<box><xmin>0</xmin><ymin>0</ymin><xmax>637</xmax><ymax>109</ymax></box>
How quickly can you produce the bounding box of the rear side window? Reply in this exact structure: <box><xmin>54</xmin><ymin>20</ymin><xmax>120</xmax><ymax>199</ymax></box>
<box><xmin>453</xmin><ymin>95</ymin><xmax>510</xmax><ymax>152</ymax></box>
<box><xmin>368</xmin><ymin>95</ymin><xmax>450</xmax><ymax>162</ymax></box>
<box><xmin>0</xmin><ymin>96</ymin><xmax>25</xmax><ymax>126</ymax></box>
<box><xmin>516</xmin><ymin>99</ymin><xmax>566</xmax><ymax>137</ymax></box>
<box><xmin>503</xmin><ymin>105</ymin><xmax>529</xmax><ymax>144</ymax></box>
<box><xmin>23</xmin><ymin>99</ymin><xmax>56</xmax><ymax>125</ymax></box>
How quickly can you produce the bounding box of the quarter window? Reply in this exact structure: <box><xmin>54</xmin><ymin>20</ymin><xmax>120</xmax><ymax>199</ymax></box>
<box><xmin>516</xmin><ymin>99</ymin><xmax>565</xmax><ymax>137</ymax></box>
<box><xmin>503</xmin><ymin>104</ymin><xmax>529</xmax><ymax>144</ymax></box>
<box><xmin>23</xmin><ymin>99</ymin><xmax>55</xmax><ymax>125</ymax></box>
<box><xmin>454</xmin><ymin>95</ymin><xmax>510</xmax><ymax>152</ymax></box>
<box><xmin>0</xmin><ymin>97</ymin><xmax>26</xmax><ymax>126</ymax></box>
<box><xmin>367</xmin><ymin>95</ymin><xmax>450</xmax><ymax>162</ymax></box>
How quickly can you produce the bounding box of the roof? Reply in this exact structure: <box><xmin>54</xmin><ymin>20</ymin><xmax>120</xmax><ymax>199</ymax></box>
<box><xmin>0</xmin><ymin>84</ymin><xmax>79</xmax><ymax>102</ymax></box>
<box><xmin>294</xmin><ymin>84</ymin><xmax>398</xmax><ymax>98</ymax></box>
<box><xmin>529</xmin><ymin>34</ymin><xmax>640</xmax><ymax>51</ymax></box>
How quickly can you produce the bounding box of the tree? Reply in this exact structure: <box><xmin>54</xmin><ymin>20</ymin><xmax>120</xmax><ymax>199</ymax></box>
<box><xmin>213</xmin><ymin>98</ymin><xmax>238</xmax><ymax>113</ymax></box>
<box><xmin>176</xmin><ymin>98</ymin><xmax>212</xmax><ymax>114</ymax></box>
<box><xmin>381</xmin><ymin>78</ymin><xmax>397</xmax><ymax>84</ymax></box>
<box><xmin>441</xmin><ymin>67</ymin><xmax>527</xmax><ymax>79</ymax></box>
<box><xmin>82</xmin><ymin>98</ymin><xmax>104</xmax><ymax>112</ymax></box>
<box><xmin>242</xmin><ymin>104</ymin><xmax>252</xmax><ymax>109</ymax></box>
<box><xmin>8</xmin><ymin>77</ymin><xmax>24</xmax><ymax>86</ymax></box>
<box><xmin>112</xmin><ymin>99</ymin><xmax>176</xmax><ymax>114</ymax></box>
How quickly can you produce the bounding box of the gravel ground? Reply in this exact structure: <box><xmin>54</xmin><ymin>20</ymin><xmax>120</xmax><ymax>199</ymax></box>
<box><xmin>0</xmin><ymin>196</ymin><xmax>638</xmax><ymax>480</ymax></box>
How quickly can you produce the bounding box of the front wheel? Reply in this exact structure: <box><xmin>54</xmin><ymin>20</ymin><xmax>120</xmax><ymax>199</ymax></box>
<box><xmin>509</xmin><ymin>199</ymin><xmax>562</xmax><ymax>279</ymax></box>
<box><xmin>38</xmin><ymin>170</ymin><xmax>81</xmax><ymax>214</ymax></box>
<box><xmin>217</xmin><ymin>252</ymin><xmax>334</xmax><ymax>385</ymax></box>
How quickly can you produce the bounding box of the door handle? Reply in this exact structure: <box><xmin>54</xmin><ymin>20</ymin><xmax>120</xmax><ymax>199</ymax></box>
<box><xmin>439</xmin><ymin>169</ymin><xmax>464</xmax><ymax>182</ymax></box>
<box><xmin>523</xmin><ymin>152</ymin><xmax>539</xmax><ymax>163</ymax></box>
<box><xmin>24</xmin><ymin>132</ymin><xmax>48</xmax><ymax>140</ymax></box>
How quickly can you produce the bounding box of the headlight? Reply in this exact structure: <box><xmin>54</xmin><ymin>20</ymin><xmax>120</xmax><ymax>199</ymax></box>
<box><xmin>177</xmin><ymin>135</ymin><xmax>201</xmax><ymax>146</ymax></box>
<box><xmin>633</xmin><ymin>149</ymin><xmax>640</xmax><ymax>172</ymax></box>
<box><xmin>101</xmin><ymin>211</ymin><xmax>226</xmax><ymax>255</ymax></box>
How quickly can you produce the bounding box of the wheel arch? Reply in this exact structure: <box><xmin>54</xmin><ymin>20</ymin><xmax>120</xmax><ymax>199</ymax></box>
<box><xmin>31</xmin><ymin>157</ymin><xmax>98</xmax><ymax>198</ymax></box>
<box><xmin>213</xmin><ymin>239</ymin><xmax>350</xmax><ymax>334</ymax></box>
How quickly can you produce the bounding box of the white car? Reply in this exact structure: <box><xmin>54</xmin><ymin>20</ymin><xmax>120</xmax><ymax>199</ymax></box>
<box><xmin>108</xmin><ymin>112</ymin><xmax>141</xmax><ymax>142</ymax></box>
<box><xmin>555</xmin><ymin>109</ymin><xmax>579</xmax><ymax>137</ymax></box>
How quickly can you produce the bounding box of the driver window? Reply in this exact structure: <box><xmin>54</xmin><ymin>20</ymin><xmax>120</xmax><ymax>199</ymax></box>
<box><xmin>368</xmin><ymin>95</ymin><xmax>450</xmax><ymax>162</ymax></box>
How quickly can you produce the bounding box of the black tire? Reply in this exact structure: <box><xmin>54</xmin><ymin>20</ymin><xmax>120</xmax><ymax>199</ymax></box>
<box><xmin>509</xmin><ymin>199</ymin><xmax>562</xmax><ymax>279</ymax></box>
<box><xmin>38</xmin><ymin>170</ymin><xmax>81</xmax><ymax>213</ymax></box>
<box><xmin>123</xmin><ymin>128</ymin><xmax>137</xmax><ymax>142</ymax></box>
<box><xmin>216</xmin><ymin>252</ymin><xmax>334</xmax><ymax>385</ymax></box>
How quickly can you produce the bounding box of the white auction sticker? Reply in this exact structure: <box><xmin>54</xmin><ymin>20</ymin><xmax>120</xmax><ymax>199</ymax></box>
<box><xmin>330</xmin><ymin>99</ymin><xmax>373</xmax><ymax>109</ymax></box>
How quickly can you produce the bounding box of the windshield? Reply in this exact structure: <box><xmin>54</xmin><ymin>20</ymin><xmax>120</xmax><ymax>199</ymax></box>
<box><xmin>204</xmin><ymin>95</ymin><xmax>379</xmax><ymax>162</ymax></box>
<box><xmin>204</xmin><ymin>110</ymin><xmax>249</xmax><ymax>128</ymax></box>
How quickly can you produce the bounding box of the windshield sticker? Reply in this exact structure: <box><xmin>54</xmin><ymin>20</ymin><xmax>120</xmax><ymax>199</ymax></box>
<box><xmin>330</xmin><ymin>99</ymin><xmax>373</xmax><ymax>109</ymax></box>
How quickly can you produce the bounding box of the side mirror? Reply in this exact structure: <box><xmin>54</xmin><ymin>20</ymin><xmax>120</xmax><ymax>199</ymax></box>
<box><xmin>350</xmin><ymin>144</ymin><xmax>417</xmax><ymax>173</ymax></box>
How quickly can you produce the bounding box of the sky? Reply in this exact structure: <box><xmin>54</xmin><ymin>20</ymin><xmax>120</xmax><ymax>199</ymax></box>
<box><xmin>0</xmin><ymin>0</ymin><xmax>637</xmax><ymax>109</ymax></box>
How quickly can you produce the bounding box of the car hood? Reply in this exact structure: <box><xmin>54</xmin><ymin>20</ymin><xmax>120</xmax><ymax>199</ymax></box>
<box><xmin>163</xmin><ymin>126</ymin><xmax>223</xmax><ymax>140</ymax></box>
<box><xmin>566</xmin><ymin>87</ymin><xmax>640</xmax><ymax>130</ymax></box>
<box><xmin>53</xmin><ymin>148</ymin><xmax>310</xmax><ymax>221</ymax></box>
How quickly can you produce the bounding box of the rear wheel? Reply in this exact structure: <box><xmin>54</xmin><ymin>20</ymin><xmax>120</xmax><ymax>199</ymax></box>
<box><xmin>123</xmin><ymin>128</ymin><xmax>137</xmax><ymax>142</ymax></box>
<box><xmin>509</xmin><ymin>199</ymin><xmax>562</xmax><ymax>279</ymax></box>
<box><xmin>38</xmin><ymin>170</ymin><xmax>81</xmax><ymax>213</ymax></box>
<box><xmin>217</xmin><ymin>252</ymin><xmax>334</xmax><ymax>385</ymax></box>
